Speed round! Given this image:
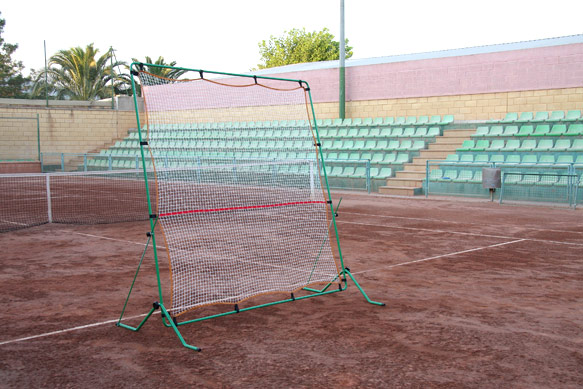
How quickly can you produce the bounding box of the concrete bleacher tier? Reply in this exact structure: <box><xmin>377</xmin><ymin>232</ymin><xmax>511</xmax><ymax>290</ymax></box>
<box><xmin>91</xmin><ymin>115</ymin><xmax>454</xmax><ymax>191</ymax></box>
<box><xmin>430</xmin><ymin>110</ymin><xmax>583</xmax><ymax>198</ymax></box>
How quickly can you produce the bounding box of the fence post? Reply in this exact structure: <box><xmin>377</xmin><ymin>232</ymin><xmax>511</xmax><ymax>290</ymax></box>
<box><xmin>60</xmin><ymin>153</ymin><xmax>65</xmax><ymax>172</ymax></box>
<box><xmin>425</xmin><ymin>160</ymin><xmax>430</xmax><ymax>198</ymax></box>
<box><xmin>83</xmin><ymin>154</ymin><xmax>87</xmax><ymax>171</ymax></box>
<box><xmin>366</xmin><ymin>159</ymin><xmax>371</xmax><ymax>194</ymax></box>
<box><xmin>499</xmin><ymin>173</ymin><xmax>505</xmax><ymax>204</ymax></box>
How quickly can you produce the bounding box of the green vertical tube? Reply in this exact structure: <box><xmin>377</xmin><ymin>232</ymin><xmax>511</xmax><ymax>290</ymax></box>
<box><xmin>130</xmin><ymin>64</ymin><xmax>165</xmax><ymax>305</ymax></box>
<box><xmin>36</xmin><ymin>114</ymin><xmax>40</xmax><ymax>161</ymax></box>
<box><xmin>339</xmin><ymin>0</ymin><xmax>346</xmax><ymax>119</ymax></box>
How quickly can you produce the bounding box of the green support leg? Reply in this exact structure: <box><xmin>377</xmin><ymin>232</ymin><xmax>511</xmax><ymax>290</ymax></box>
<box><xmin>345</xmin><ymin>269</ymin><xmax>385</xmax><ymax>306</ymax></box>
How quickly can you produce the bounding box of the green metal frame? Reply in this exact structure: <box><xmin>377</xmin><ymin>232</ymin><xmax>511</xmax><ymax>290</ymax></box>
<box><xmin>117</xmin><ymin>63</ymin><xmax>383</xmax><ymax>351</ymax></box>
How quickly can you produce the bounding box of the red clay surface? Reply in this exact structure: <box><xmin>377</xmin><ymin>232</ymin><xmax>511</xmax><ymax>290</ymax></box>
<box><xmin>1</xmin><ymin>193</ymin><xmax>582</xmax><ymax>388</ymax></box>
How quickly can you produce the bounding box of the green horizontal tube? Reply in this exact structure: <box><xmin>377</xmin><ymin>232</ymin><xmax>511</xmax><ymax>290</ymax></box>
<box><xmin>175</xmin><ymin>286</ymin><xmax>345</xmax><ymax>327</ymax></box>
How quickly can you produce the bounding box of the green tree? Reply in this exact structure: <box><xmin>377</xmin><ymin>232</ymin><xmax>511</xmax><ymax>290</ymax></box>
<box><xmin>131</xmin><ymin>56</ymin><xmax>187</xmax><ymax>79</ymax></box>
<box><xmin>0</xmin><ymin>12</ymin><xmax>29</xmax><ymax>98</ymax></box>
<box><xmin>256</xmin><ymin>27</ymin><xmax>353</xmax><ymax>70</ymax></box>
<box><xmin>31</xmin><ymin>43</ymin><xmax>129</xmax><ymax>100</ymax></box>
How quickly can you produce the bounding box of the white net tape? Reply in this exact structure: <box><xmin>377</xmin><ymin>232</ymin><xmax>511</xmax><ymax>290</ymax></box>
<box><xmin>139</xmin><ymin>70</ymin><xmax>341</xmax><ymax>315</ymax></box>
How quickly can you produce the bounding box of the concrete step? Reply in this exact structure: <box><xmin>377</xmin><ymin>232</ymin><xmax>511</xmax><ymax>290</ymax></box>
<box><xmin>395</xmin><ymin>170</ymin><xmax>426</xmax><ymax>179</ymax></box>
<box><xmin>385</xmin><ymin>177</ymin><xmax>424</xmax><ymax>188</ymax></box>
<box><xmin>378</xmin><ymin>186</ymin><xmax>423</xmax><ymax>196</ymax></box>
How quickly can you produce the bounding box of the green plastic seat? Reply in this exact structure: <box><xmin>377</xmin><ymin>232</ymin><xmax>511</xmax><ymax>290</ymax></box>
<box><xmin>406</xmin><ymin>116</ymin><xmax>417</xmax><ymax>125</ymax></box>
<box><xmin>565</xmin><ymin>124</ymin><xmax>583</xmax><ymax>136</ymax></box>
<box><xmin>428</xmin><ymin>115</ymin><xmax>441</xmax><ymax>124</ymax></box>
<box><xmin>412</xmin><ymin>127</ymin><xmax>428</xmax><ymax>137</ymax></box>
<box><xmin>472</xmin><ymin>140</ymin><xmax>489</xmax><ymax>151</ymax></box>
<box><xmin>535</xmin><ymin>139</ymin><xmax>553</xmax><ymax>151</ymax></box>
<box><xmin>532</xmin><ymin>125</ymin><xmax>550</xmax><ymax>137</ymax></box>
<box><xmin>397</xmin><ymin>140</ymin><xmax>412</xmax><ymax>150</ymax></box>
<box><xmin>556</xmin><ymin>155</ymin><xmax>574</xmax><ymax>165</ymax></box>
<box><xmin>454</xmin><ymin>170</ymin><xmax>474</xmax><ymax>182</ymax></box>
<box><xmin>371</xmin><ymin>153</ymin><xmax>384</xmax><ymax>163</ymax></box>
<box><xmin>379</xmin><ymin>127</ymin><xmax>392</xmax><ymax>137</ymax></box>
<box><xmin>372</xmin><ymin>117</ymin><xmax>384</xmax><ymax>126</ymax></box>
<box><xmin>429</xmin><ymin>168</ymin><xmax>443</xmax><ymax>180</ymax></box>
<box><xmin>411</xmin><ymin>140</ymin><xmax>425</xmax><ymax>150</ymax></box>
<box><xmin>438</xmin><ymin>170</ymin><xmax>458</xmax><ymax>181</ymax></box>
<box><xmin>394</xmin><ymin>117</ymin><xmax>406</xmax><ymax>125</ymax></box>
<box><xmin>391</xmin><ymin>128</ymin><xmax>404</xmax><ymax>137</ymax></box>
<box><xmin>487</xmin><ymin>139</ymin><xmax>505</xmax><ymax>151</ymax></box>
<box><xmin>549</xmin><ymin>124</ymin><xmax>567</xmax><ymax>136</ymax></box>
<box><xmin>417</xmin><ymin>116</ymin><xmax>429</xmax><ymax>125</ymax></box>
<box><xmin>440</xmin><ymin>115</ymin><xmax>454</xmax><ymax>125</ymax></box>
<box><xmin>552</xmin><ymin>139</ymin><xmax>571</xmax><ymax>151</ymax></box>
<box><xmin>532</xmin><ymin>111</ymin><xmax>549</xmax><ymax>122</ymax></box>
<box><xmin>376</xmin><ymin>167</ymin><xmax>393</xmax><ymax>179</ymax></box>
<box><xmin>383</xmin><ymin>117</ymin><xmax>395</xmax><ymax>126</ymax></box>
<box><xmin>505</xmin><ymin>155</ymin><xmax>521</xmax><ymax>164</ymax></box>
<box><xmin>548</xmin><ymin>111</ymin><xmax>565</xmax><ymax>122</ymax></box>
<box><xmin>563</xmin><ymin>110</ymin><xmax>581</xmax><ymax>122</ymax></box>
<box><xmin>445</xmin><ymin>154</ymin><xmax>460</xmax><ymax>162</ymax></box>
<box><xmin>521</xmin><ymin>155</ymin><xmax>538</xmax><ymax>164</ymax></box>
<box><xmin>473</xmin><ymin>126</ymin><xmax>489</xmax><ymax>137</ymax></box>
<box><xmin>474</xmin><ymin>154</ymin><xmax>489</xmax><ymax>163</ymax></box>
<box><xmin>516</xmin><ymin>112</ymin><xmax>534</xmax><ymax>122</ymax></box>
<box><xmin>427</xmin><ymin>127</ymin><xmax>441</xmax><ymax>137</ymax></box>
<box><xmin>490</xmin><ymin>154</ymin><xmax>505</xmax><ymax>164</ymax></box>
<box><xmin>346</xmin><ymin>128</ymin><xmax>359</xmax><ymax>138</ymax></box>
<box><xmin>571</xmin><ymin>139</ymin><xmax>583</xmax><ymax>151</ymax></box>
<box><xmin>362</xmin><ymin>140</ymin><xmax>377</xmax><ymax>150</ymax></box>
<box><xmin>366</xmin><ymin>128</ymin><xmax>381</xmax><ymax>138</ymax></box>
<box><xmin>516</xmin><ymin>125</ymin><xmax>534</xmax><ymax>137</ymax></box>
<box><xmin>369</xmin><ymin>167</ymin><xmax>380</xmax><ymax>178</ymax></box>
<box><xmin>489</xmin><ymin>126</ymin><xmax>504</xmax><ymax>137</ymax></box>
<box><xmin>353</xmin><ymin>140</ymin><xmax>365</xmax><ymax>150</ymax></box>
<box><xmin>395</xmin><ymin>153</ymin><xmax>409</xmax><ymax>164</ymax></box>
<box><xmin>503</xmin><ymin>139</ymin><xmax>520</xmax><ymax>151</ymax></box>
<box><xmin>382</xmin><ymin>153</ymin><xmax>397</xmax><ymax>164</ymax></box>
<box><xmin>375</xmin><ymin>140</ymin><xmax>388</xmax><ymax>150</ymax></box>
<box><xmin>360</xmin><ymin>152</ymin><xmax>372</xmax><ymax>160</ymax></box>
<box><xmin>538</xmin><ymin>155</ymin><xmax>555</xmax><ymax>165</ymax></box>
<box><xmin>458</xmin><ymin>140</ymin><xmax>475</xmax><ymax>151</ymax></box>
<box><xmin>503</xmin><ymin>172</ymin><xmax>523</xmax><ymax>184</ymax></box>
<box><xmin>518</xmin><ymin>139</ymin><xmax>537</xmax><ymax>151</ymax></box>
<box><xmin>387</xmin><ymin>140</ymin><xmax>400</xmax><ymax>150</ymax></box>
<box><xmin>351</xmin><ymin>167</ymin><xmax>367</xmax><ymax>178</ymax></box>
<box><xmin>460</xmin><ymin>154</ymin><xmax>474</xmax><ymax>163</ymax></box>
<box><xmin>500</xmin><ymin>112</ymin><xmax>518</xmax><ymax>123</ymax></box>
<box><xmin>340</xmin><ymin>166</ymin><xmax>355</xmax><ymax>177</ymax></box>
<box><xmin>401</xmin><ymin>127</ymin><xmax>415</xmax><ymax>137</ymax></box>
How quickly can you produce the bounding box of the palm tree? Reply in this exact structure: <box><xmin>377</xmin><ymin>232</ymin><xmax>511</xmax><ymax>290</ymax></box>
<box><xmin>31</xmin><ymin>43</ymin><xmax>129</xmax><ymax>100</ymax></box>
<box><xmin>131</xmin><ymin>56</ymin><xmax>188</xmax><ymax>79</ymax></box>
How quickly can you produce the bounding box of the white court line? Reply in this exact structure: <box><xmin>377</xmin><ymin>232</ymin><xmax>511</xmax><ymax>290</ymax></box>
<box><xmin>351</xmin><ymin>239</ymin><xmax>526</xmax><ymax>275</ymax></box>
<box><xmin>0</xmin><ymin>311</ymin><xmax>159</xmax><ymax>347</ymax></box>
<box><xmin>342</xmin><ymin>211</ymin><xmax>583</xmax><ymax>235</ymax></box>
<box><xmin>336</xmin><ymin>219</ymin><xmax>583</xmax><ymax>247</ymax></box>
<box><xmin>0</xmin><ymin>219</ymin><xmax>28</xmax><ymax>226</ymax></box>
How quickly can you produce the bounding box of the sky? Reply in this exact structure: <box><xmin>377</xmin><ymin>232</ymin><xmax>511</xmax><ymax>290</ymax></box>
<box><xmin>2</xmin><ymin>0</ymin><xmax>583</xmax><ymax>76</ymax></box>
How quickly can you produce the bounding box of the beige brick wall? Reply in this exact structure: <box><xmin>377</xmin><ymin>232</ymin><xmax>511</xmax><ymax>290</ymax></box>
<box><xmin>0</xmin><ymin>105</ymin><xmax>136</xmax><ymax>160</ymax></box>
<box><xmin>313</xmin><ymin>87</ymin><xmax>583</xmax><ymax>121</ymax></box>
<box><xmin>1</xmin><ymin>86</ymin><xmax>581</xmax><ymax>161</ymax></box>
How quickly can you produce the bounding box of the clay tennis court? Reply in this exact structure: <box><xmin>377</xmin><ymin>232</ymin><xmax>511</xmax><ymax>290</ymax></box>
<box><xmin>1</xmin><ymin>193</ymin><xmax>581</xmax><ymax>387</ymax></box>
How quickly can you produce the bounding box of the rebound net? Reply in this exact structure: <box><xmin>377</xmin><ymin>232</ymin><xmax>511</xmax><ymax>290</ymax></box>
<box><xmin>138</xmin><ymin>70</ymin><xmax>341</xmax><ymax>315</ymax></box>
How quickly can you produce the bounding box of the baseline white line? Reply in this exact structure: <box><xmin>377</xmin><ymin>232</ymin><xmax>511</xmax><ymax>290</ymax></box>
<box><xmin>342</xmin><ymin>211</ymin><xmax>583</xmax><ymax>235</ymax></box>
<box><xmin>337</xmin><ymin>220</ymin><xmax>583</xmax><ymax>247</ymax></box>
<box><xmin>0</xmin><ymin>311</ymin><xmax>159</xmax><ymax>347</ymax></box>
<box><xmin>351</xmin><ymin>239</ymin><xmax>526</xmax><ymax>275</ymax></box>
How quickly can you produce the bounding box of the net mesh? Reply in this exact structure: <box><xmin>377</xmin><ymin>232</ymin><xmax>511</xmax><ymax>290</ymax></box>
<box><xmin>0</xmin><ymin>169</ymin><xmax>155</xmax><ymax>232</ymax></box>
<box><xmin>138</xmin><ymin>70</ymin><xmax>341</xmax><ymax>315</ymax></box>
